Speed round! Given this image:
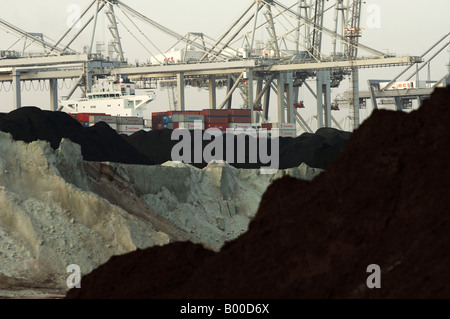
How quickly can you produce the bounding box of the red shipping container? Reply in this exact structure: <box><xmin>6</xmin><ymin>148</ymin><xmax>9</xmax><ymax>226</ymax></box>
<box><xmin>228</xmin><ymin>115</ymin><xmax>251</xmax><ymax>123</ymax></box>
<box><xmin>152</xmin><ymin>123</ymin><xmax>164</xmax><ymax>130</ymax></box>
<box><xmin>204</xmin><ymin>116</ymin><xmax>229</xmax><ymax>124</ymax></box>
<box><xmin>167</xmin><ymin>110</ymin><xmax>185</xmax><ymax>115</ymax></box>
<box><xmin>151</xmin><ymin>111</ymin><xmax>167</xmax><ymax>117</ymax></box>
<box><xmin>68</xmin><ymin>113</ymin><xmax>78</xmax><ymax>120</ymax></box>
<box><xmin>77</xmin><ymin>113</ymin><xmax>107</xmax><ymax>122</ymax></box>
<box><xmin>227</xmin><ymin>109</ymin><xmax>251</xmax><ymax>116</ymax></box>
<box><xmin>151</xmin><ymin>115</ymin><xmax>163</xmax><ymax>124</ymax></box>
<box><xmin>167</xmin><ymin>110</ymin><xmax>202</xmax><ymax>115</ymax></box>
<box><xmin>201</xmin><ymin>109</ymin><xmax>228</xmax><ymax>116</ymax></box>
<box><xmin>261</xmin><ymin>123</ymin><xmax>273</xmax><ymax>130</ymax></box>
<box><xmin>205</xmin><ymin>123</ymin><xmax>228</xmax><ymax>131</ymax></box>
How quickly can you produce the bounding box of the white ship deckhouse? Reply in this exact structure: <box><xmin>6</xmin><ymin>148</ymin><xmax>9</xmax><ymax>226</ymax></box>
<box><xmin>59</xmin><ymin>77</ymin><xmax>155</xmax><ymax>118</ymax></box>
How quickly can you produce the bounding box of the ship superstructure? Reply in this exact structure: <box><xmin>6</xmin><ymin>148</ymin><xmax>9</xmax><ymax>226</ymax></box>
<box><xmin>59</xmin><ymin>77</ymin><xmax>155</xmax><ymax>118</ymax></box>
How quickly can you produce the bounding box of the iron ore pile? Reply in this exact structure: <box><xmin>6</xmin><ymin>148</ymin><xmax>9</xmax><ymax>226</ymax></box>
<box><xmin>65</xmin><ymin>85</ymin><xmax>450</xmax><ymax>299</ymax></box>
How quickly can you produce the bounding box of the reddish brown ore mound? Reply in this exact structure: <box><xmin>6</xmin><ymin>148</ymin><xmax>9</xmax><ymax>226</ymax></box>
<box><xmin>67</xmin><ymin>86</ymin><xmax>450</xmax><ymax>299</ymax></box>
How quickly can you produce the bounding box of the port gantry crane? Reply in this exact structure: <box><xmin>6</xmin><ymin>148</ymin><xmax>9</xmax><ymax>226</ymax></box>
<box><xmin>0</xmin><ymin>0</ymin><xmax>426</xmax><ymax>132</ymax></box>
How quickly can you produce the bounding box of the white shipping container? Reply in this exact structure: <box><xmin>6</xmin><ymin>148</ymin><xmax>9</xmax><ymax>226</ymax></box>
<box><xmin>280</xmin><ymin>130</ymin><xmax>297</xmax><ymax>137</ymax></box>
<box><xmin>172</xmin><ymin>114</ymin><xmax>204</xmax><ymax>122</ymax></box>
<box><xmin>116</xmin><ymin>116</ymin><xmax>144</xmax><ymax>125</ymax></box>
<box><xmin>272</xmin><ymin>123</ymin><xmax>296</xmax><ymax>129</ymax></box>
<box><xmin>379</xmin><ymin>81</ymin><xmax>415</xmax><ymax>91</ymax></box>
<box><xmin>175</xmin><ymin>121</ymin><xmax>204</xmax><ymax>130</ymax></box>
<box><xmin>272</xmin><ymin>128</ymin><xmax>297</xmax><ymax>137</ymax></box>
<box><xmin>117</xmin><ymin>124</ymin><xmax>144</xmax><ymax>133</ymax></box>
<box><xmin>228</xmin><ymin>123</ymin><xmax>252</xmax><ymax>129</ymax></box>
<box><xmin>89</xmin><ymin>115</ymin><xmax>116</xmax><ymax>124</ymax></box>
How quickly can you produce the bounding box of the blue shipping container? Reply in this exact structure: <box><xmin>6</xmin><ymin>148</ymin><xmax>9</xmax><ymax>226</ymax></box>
<box><xmin>162</xmin><ymin>116</ymin><xmax>169</xmax><ymax>124</ymax></box>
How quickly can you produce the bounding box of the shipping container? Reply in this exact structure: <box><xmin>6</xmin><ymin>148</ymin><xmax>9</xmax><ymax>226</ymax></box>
<box><xmin>272</xmin><ymin>123</ymin><xmax>296</xmax><ymax>129</ymax></box>
<box><xmin>89</xmin><ymin>115</ymin><xmax>116</xmax><ymax>124</ymax></box>
<box><xmin>162</xmin><ymin>116</ymin><xmax>169</xmax><ymax>124</ymax></box>
<box><xmin>201</xmin><ymin>109</ymin><xmax>228</xmax><ymax>116</ymax></box>
<box><xmin>172</xmin><ymin>114</ymin><xmax>204</xmax><ymax>122</ymax></box>
<box><xmin>379</xmin><ymin>81</ymin><xmax>415</xmax><ymax>91</ymax></box>
<box><xmin>116</xmin><ymin>116</ymin><xmax>144</xmax><ymax>125</ymax></box>
<box><xmin>77</xmin><ymin>113</ymin><xmax>107</xmax><ymax>122</ymax></box>
<box><xmin>228</xmin><ymin>123</ymin><xmax>252</xmax><ymax>129</ymax></box>
<box><xmin>273</xmin><ymin>128</ymin><xmax>297</xmax><ymax>137</ymax></box>
<box><xmin>117</xmin><ymin>124</ymin><xmax>144</xmax><ymax>133</ymax></box>
<box><xmin>205</xmin><ymin>123</ymin><xmax>228</xmax><ymax>131</ymax></box>
<box><xmin>152</xmin><ymin>123</ymin><xmax>164</xmax><ymax>130</ymax></box>
<box><xmin>261</xmin><ymin>123</ymin><xmax>273</xmax><ymax>130</ymax></box>
<box><xmin>68</xmin><ymin>113</ymin><xmax>78</xmax><ymax>120</ymax></box>
<box><xmin>204</xmin><ymin>116</ymin><xmax>228</xmax><ymax>124</ymax></box>
<box><xmin>151</xmin><ymin>111</ymin><xmax>168</xmax><ymax>117</ymax></box>
<box><xmin>167</xmin><ymin>110</ymin><xmax>202</xmax><ymax>115</ymax></box>
<box><xmin>151</xmin><ymin>115</ymin><xmax>163</xmax><ymax>125</ymax></box>
<box><xmin>172</xmin><ymin>122</ymin><xmax>204</xmax><ymax>130</ymax></box>
<box><xmin>228</xmin><ymin>115</ymin><xmax>251</xmax><ymax>123</ymax></box>
<box><xmin>227</xmin><ymin>109</ymin><xmax>251</xmax><ymax>116</ymax></box>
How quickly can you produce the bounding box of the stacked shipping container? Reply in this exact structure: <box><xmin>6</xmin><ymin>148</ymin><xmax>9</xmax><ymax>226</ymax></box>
<box><xmin>68</xmin><ymin>108</ymin><xmax>301</xmax><ymax>137</ymax></box>
<box><xmin>228</xmin><ymin>109</ymin><xmax>251</xmax><ymax>129</ymax></box>
<box><xmin>268</xmin><ymin>122</ymin><xmax>297</xmax><ymax>137</ymax></box>
<box><xmin>152</xmin><ymin>111</ymin><xmax>205</xmax><ymax>130</ymax></box>
<box><xmin>202</xmin><ymin>109</ymin><xmax>229</xmax><ymax>131</ymax></box>
<box><xmin>69</xmin><ymin>112</ymin><xmax>144</xmax><ymax>135</ymax></box>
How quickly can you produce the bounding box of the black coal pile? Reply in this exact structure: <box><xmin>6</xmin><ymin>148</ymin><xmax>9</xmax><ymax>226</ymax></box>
<box><xmin>0</xmin><ymin>106</ymin><xmax>153</xmax><ymax>165</ymax></box>
<box><xmin>123</xmin><ymin>127</ymin><xmax>351</xmax><ymax>170</ymax></box>
<box><xmin>0</xmin><ymin>106</ymin><xmax>350</xmax><ymax>170</ymax></box>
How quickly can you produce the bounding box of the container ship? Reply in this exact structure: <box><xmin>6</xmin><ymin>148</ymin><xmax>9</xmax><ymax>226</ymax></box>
<box><xmin>59</xmin><ymin>77</ymin><xmax>298</xmax><ymax>137</ymax></box>
<box><xmin>59</xmin><ymin>77</ymin><xmax>155</xmax><ymax>135</ymax></box>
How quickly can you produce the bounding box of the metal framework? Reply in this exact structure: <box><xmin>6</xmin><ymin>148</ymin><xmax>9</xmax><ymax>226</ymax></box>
<box><xmin>1</xmin><ymin>0</ymin><xmax>436</xmax><ymax>132</ymax></box>
<box><xmin>336</xmin><ymin>32</ymin><xmax>450</xmax><ymax>112</ymax></box>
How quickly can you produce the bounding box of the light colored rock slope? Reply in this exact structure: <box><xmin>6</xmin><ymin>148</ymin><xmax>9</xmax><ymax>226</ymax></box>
<box><xmin>112</xmin><ymin>160</ymin><xmax>321</xmax><ymax>250</ymax></box>
<box><xmin>0</xmin><ymin>132</ymin><xmax>170</xmax><ymax>295</ymax></box>
<box><xmin>0</xmin><ymin>131</ymin><xmax>323</xmax><ymax>295</ymax></box>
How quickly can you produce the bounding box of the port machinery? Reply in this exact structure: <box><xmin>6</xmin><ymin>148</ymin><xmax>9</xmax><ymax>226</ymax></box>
<box><xmin>1</xmin><ymin>0</ymin><xmax>443</xmax><ymax>132</ymax></box>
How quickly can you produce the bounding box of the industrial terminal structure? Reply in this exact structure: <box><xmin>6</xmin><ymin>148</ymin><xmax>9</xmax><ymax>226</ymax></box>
<box><xmin>0</xmin><ymin>0</ymin><xmax>449</xmax><ymax>133</ymax></box>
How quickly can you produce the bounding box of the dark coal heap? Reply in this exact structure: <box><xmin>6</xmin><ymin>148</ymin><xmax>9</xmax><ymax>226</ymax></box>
<box><xmin>0</xmin><ymin>106</ymin><xmax>351</xmax><ymax>170</ymax></box>
<box><xmin>66</xmin><ymin>85</ymin><xmax>450</xmax><ymax>299</ymax></box>
<box><xmin>123</xmin><ymin>126</ymin><xmax>350</xmax><ymax>170</ymax></box>
<box><xmin>0</xmin><ymin>107</ymin><xmax>153</xmax><ymax>165</ymax></box>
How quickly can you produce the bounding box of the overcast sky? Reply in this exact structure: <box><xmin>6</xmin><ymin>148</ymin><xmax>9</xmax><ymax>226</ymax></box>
<box><xmin>1</xmin><ymin>0</ymin><xmax>449</xmax><ymax>129</ymax></box>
